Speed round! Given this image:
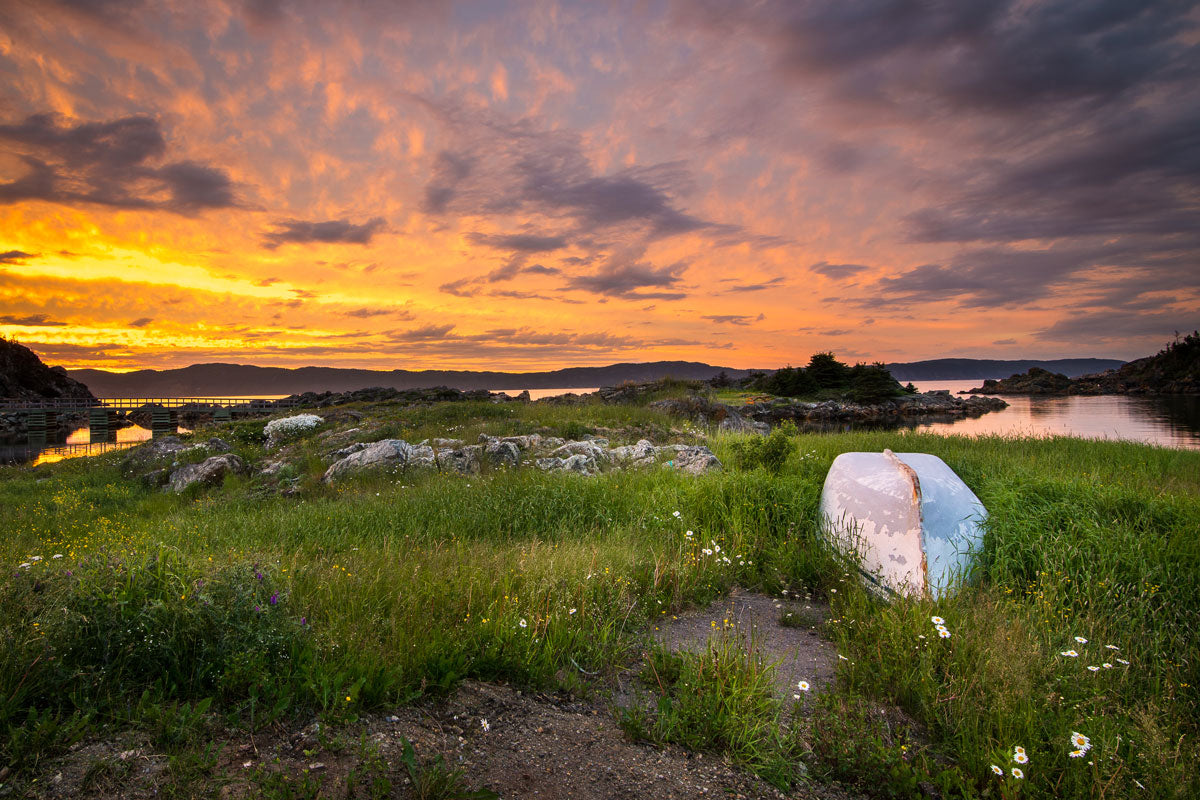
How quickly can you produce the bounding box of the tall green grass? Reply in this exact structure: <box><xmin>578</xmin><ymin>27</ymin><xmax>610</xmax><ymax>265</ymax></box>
<box><xmin>1</xmin><ymin>408</ymin><xmax>1197</xmax><ymax>797</ymax></box>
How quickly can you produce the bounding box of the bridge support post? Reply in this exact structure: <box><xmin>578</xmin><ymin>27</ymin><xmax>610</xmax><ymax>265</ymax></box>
<box><xmin>27</xmin><ymin>410</ymin><xmax>59</xmax><ymax>446</ymax></box>
<box><xmin>151</xmin><ymin>408</ymin><xmax>178</xmax><ymax>437</ymax></box>
<box><xmin>89</xmin><ymin>408</ymin><xmax>117</xmax><ymax>443</ymax></box>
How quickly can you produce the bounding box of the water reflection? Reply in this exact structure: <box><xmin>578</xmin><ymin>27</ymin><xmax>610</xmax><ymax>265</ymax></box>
<box><xmin>904</xmin><ymin>381</ymin><xmax>1200</xmax><ymax>450</ymax></box>
<box><xmin>1</xmin><ymin>425</ymin><xmax>154</xmax><ymax>466</ymax></box>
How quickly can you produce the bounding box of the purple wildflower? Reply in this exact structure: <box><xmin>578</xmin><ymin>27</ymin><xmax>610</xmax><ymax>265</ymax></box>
<box><xmin>255</xmin><ymin>571</ymin><xmax>263</xmax><ymax>581</ymax></box>
<box><xmin>269</xmin><ymin>592</ymin><xmax>279</xmax><ymax>605</ymax></box>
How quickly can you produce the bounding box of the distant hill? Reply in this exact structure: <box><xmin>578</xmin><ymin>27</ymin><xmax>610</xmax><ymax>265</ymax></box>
<box><xmin>68</xmin><ymin>361</ymin><xmax>758</xmax><ymax>398</ymax></box>
<box><xmin>883</xmin><ymin>358</ymin><xmax>1124</xmax><ymax>381</ymax></box>
<box><xmin>65</xmin><ymin>357</ymin><xmax>1137</xmax><ymax>397</ymax></box>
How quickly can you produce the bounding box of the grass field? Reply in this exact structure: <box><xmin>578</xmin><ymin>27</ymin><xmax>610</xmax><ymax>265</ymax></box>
<box><xmin>1</xmin><ymin>397</ymin><xmax>1197</xmax><ymax>798</ymax></box>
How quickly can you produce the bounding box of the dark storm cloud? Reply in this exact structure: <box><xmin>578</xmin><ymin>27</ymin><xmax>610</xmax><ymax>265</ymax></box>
<box><xmin>723</xmin><ymin>277</ymin><xmax>786</xmax><ymax>293</ymax></box>
<box><xmin>523</xmin><ymin>264</ymin><xmax>561</xmax><ymax>276</ymax></box>
<box><xmin>157</xmin><ymin>162</ymin><xmax>237</xmax><ymax>210</ymax></box>
<box><xmin>703</xmin><ymin>314</ymin><xmax>765</xmax><ymax>325</ymax></box>
<box><xmin>702</xmin><ymin>0</ymin><xmax>1197</xmax><ymax>113</ymax></box>
<box><xmin>874</xmin><ymin>240</ymin><xmax>1198</xmax><ymax>309</ymax></box>
<box><xmin>0</xmin><ymin>250</ymin><xmax>37</xmax><ymax>263</ymax></box>
<box><xmin>684</xmin><ymin>0</ymin><xmax>1200</xmax><ymax>314</ymax></box>
<box><xmin>417</xmin><ymin>102</ymin><xmax>737</xmax><ymax>247</ymax></box>
<box><xmin>811</xmin><ymin>261</ymin><xmax>870</xmax><ymax>279</ymax></box>
<box><xmin>563</xmin><ymin>258</ymin><xmax>689</xmax><ymax>301</ymax></box>
<box><xmin>127</xmin><ymin>317</ymin><xmax>153</xmax><ymax>327</ymax></box>
<box><xmin>262</xmin><ymin>217</ymin><xmax>386</xmax><ymax>248</ymax></box>
<box><xmin>0</xmin><ymin>114</ymin><xmax>237</xmax><ymax>212</ymax></box>
<box><xmin>422</xmin><ymin>150</ymin><xmax>474</xmax><ymax>214</ymax></box>
<box><xmin>383</xmin><ymin>324</ymin><xmax>456</xmax><ymax>342</ymax></box>
<box><xmin>0</xmin><ymin>314</ymin><xmax>67</xmax><ymax>326</ymax></box>
<box><xmin>908</xmin><ymin>104</ymin><xmax>1200</xmax><ymax>244</ymax></box>
<box><xmin>1033</xmin><ymin>312</ymin><xmax>1195</xmax><ymax>344</ymax></box>
<box><xmin>344</xmin><ymin>307</ymin><xmax>415</xmax><ymax>319</ymax></box>
<box><xmin>466</xmin><ymin>232</ymin><xmax>569</xmax><ymax>252</ymax></box>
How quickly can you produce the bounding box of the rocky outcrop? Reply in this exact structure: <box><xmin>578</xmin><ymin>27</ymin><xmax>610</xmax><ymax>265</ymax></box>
<box><xmin>0</xmin><ymin>339</ymin><xmax>98</xmax><ymax>442</ymax></box>
<box><xmin>167</xmin><ymin>453</ymin><xmax>249</xmax><ymax>493</ymax></box>
<box><xmin>666</xmin><ymin>445</ymin><xmax>723</xmax><ymax>475</ymax></box>
<box><xmin>323</xmin><ymin>439</ymin><xmax>430</xmax><ymax>482</ymax></box>
<box><xmin>120</xmin><ymin>438</ymin><xmax>236</xmax><ymax>489</ymax></box>
<box><xmin>121</xmin><ymin>435</ymin><xmax>233</xmax><ymax>483</ymax></box>
<box><xmin>966</xmin><ymin>367</ymin><xmax>1076</xmax><ymax>395</ymax></box>
<box><xmin>652</xmin><ymin>391</ymin><xmax>1007</xmax><ymax>429</ymax></box>
<box><xmin>321</xmin><ymin>433</ymin><xmax>723</xmax><ymax>482</ymax></box>
<box><xmin>0</xmin><ymin>339</ymin><xmax>96</xmax><ymax>402</ymax></box>
<box><xmin>967</xmin><ymin>333</ymin><xmax>1199</xmax><ymax>395</ymax></box>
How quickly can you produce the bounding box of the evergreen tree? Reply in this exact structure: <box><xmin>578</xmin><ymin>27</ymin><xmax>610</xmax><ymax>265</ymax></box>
<box><xmin>849</xmin><ymin>362</ymin><xmax>903</xmax><ymax>404</ymax></box>
<box><xmin>806</xmin><ymin>352</ymin><xmax>851</xmax><ymax>390</ymax></box>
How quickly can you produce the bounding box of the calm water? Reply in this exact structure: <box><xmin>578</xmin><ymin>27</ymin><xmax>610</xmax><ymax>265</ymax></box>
<box><xmin>907</xmin><ymin>380</ymin><xmax>1200</xmax><ymax>451</ymax></box>
<box><xmin>3</xmin><ymin>383</ymin><xmax>1197</xmax><ymax>465</ymax></box>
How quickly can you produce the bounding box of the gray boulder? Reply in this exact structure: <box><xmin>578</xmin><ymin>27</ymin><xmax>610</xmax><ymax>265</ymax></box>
<box><xmin>436</xmin><ymin>445</ymin><xmax>481</xmax><ymax>474</ymax></box>
<box><xmin>536</xmin><ymin>453</ymin><xmax>598</xmax><ymax>475</ymax></box>
<box><xmin>550</xmin><ymin>440</ymin><xmax>608</xmax><ymax>463</ymax></box>
<box><xmin>667</xmin><ymin>446</ymin><xmax>722</xmax><ymax>475</ymax></box>
<box><xmin>167</xmin><ymin>454</ymin><xmax>249</xmax><ymax>493</ymax></box>
<box><xmin>485</xmin><ymin>440</ymin><xmax>520</xmax><ymax>466</ymax></box>
<box><xmin>323</xmin><ymin>439</ymin><xmax>416</xmax><ymax>483</ymax></box>
<box><xmin>328</xmin><ymin>442</ymin><xmax>369</xmax><ymax>460</ymax></box>
<box><xmin>122</xmin><ymin>435</ymin><xmax>232</xmax><ymax>478</ymax></box>
<box><xmin>609</xmin><ymin>439</ymin><xmax>658</xmax><ymax>466</ymax></box>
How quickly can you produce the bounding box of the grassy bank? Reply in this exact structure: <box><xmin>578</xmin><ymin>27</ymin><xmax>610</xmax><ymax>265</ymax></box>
<box><xmin>1</xmin><ymin>399</ymin><xmax>1197</xmax><ymax>798</ymax></box>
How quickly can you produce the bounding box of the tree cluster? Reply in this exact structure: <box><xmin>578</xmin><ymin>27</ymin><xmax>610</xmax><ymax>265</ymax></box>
<box><xmin>752</xmin><ymin>352</ymin><xmax>906</xmax><ymax>404</ymax></box>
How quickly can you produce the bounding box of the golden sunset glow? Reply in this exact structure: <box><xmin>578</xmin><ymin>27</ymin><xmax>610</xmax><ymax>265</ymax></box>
<box><xmin>2</xmin><ymin>1</ymin><xmax>1196</xmax><ymax>371</ymax></box>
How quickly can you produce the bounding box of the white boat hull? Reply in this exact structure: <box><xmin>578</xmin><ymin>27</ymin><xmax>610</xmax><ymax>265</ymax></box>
<box><xmin>819</xmin><ymin>450</ymin><xmax>986</xmax><ymax>599</ymax></box>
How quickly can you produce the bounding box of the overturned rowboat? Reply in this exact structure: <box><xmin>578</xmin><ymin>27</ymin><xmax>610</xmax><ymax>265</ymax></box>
<box><xmin>819</xmin><ymin>450</ymin><xmax>986</xmax><ymax>600</ymax></box>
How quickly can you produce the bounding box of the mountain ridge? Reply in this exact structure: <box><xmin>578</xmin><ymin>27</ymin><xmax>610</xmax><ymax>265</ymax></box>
<box><xmin>63</xmin><ymin>357</ymin><xmax>1126</xmax><ymax>398</ymax></box>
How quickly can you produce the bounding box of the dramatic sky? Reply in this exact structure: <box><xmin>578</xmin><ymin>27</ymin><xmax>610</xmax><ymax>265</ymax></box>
<box><xmin>1</xmin><ymin>0</ymin><xmax>1197</xmax><ymax>371</ymax></box>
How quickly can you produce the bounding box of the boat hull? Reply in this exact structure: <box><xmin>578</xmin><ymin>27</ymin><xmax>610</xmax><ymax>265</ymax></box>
<box><xmin>819</xmin><ymin>450</ymin><xmax>986</xmax><ymax>599</ymax></box>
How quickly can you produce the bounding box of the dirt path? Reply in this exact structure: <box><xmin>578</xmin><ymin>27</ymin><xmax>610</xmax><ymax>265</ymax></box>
<box><xmin>652</xmin><ymin>588</ymin><xmax>840</xmax><ymax>701</ymax></box>
<box><xmin>27</xmin><ymin>591</ymin><xmax>865</xmax><ymax>800</ymax></box>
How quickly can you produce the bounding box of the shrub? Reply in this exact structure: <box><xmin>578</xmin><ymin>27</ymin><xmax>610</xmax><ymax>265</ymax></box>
<box><xmin>729</xmin><ymin>424</ymin><xmax>797</xmax><ymax>473</ymax></box>
<box><xmin>264</xmin><ymin>414</ymin><xmax>324</xmax><ymax>442</ymax></box>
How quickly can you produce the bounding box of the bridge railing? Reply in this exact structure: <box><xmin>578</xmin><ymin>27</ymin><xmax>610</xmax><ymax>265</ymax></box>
<box><xmin>0</xmin><ymin>397</ymin><xmax>299</xmax><ymax>412</ymax></box>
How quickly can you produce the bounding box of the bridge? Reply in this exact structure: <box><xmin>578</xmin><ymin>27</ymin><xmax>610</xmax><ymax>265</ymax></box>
<box><xmin>0</xmin><ymin>397</ymin><xmax>298</xmax><ymax>444</ymax></box>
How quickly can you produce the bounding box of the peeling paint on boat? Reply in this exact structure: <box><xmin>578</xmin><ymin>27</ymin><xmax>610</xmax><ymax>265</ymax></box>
<box><xmin>819</xmin><ymin>450</ymin><xmax>986</xmax><ymax>599</ymax></box>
